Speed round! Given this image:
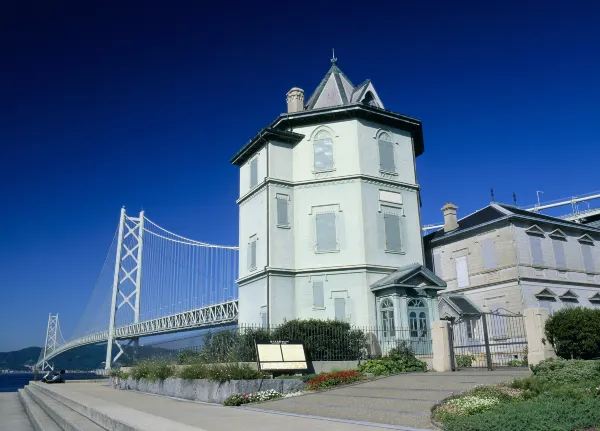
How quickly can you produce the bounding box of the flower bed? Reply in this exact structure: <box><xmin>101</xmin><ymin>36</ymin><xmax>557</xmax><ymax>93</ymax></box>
<box><xmin>223</xmin><ymin>389</ymin><xmax>283</xmax><ymax>406</ymax></box>
<box><xmin>305</xmin><ymin>370</ymin><xmax>363</xmax><ymax>390</ymax></box>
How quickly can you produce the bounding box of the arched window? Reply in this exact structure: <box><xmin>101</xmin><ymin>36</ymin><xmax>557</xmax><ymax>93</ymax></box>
<box><xmin>380</xmin><ymin>298</ymin><xmax>395</xmax><ymax>338</ymax></box>
<box><xmin>313</xmin><ymin>129</ymin><xmax>334</xmax><ymax>171</ymax></box>
<box><xmin>408</xmin><ymin>299</ymin><xmax>425</xmax><ymax>308</ymax></box>
<box><xmin>378</xmin><ymin>131</ymin><xmax>395</xmax><ymax>173</ymax></box>
<box><xmin>408</xmin><ymin>299</ymin><xmax>428</xmax><ymax>338</ymax></box>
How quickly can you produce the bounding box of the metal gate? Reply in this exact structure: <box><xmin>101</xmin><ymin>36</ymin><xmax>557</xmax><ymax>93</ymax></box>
<box><xmin>448</xmin><ymin>311</ymin><xmax>528</xmax><ymax>370</ymax></box>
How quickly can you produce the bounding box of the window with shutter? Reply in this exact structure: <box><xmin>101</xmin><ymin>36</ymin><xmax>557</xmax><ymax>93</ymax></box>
<box><xmin>582</xmin><ymin>244</ymin><xmax>595</xmax><ymax>272</ymax></box>
<box><xmin>529</xmin><ymin>235</ymin><xmax>544</xmax><ymax>265</ymax></box>
<box><xmin>481</xmin><ymin>238</ymin><xmax>498</xmax><ymax>270</ymax></box>
<box><xmin>313</xmin><ymin>130</ymin><xmax>334</xmax><ymax>171</ymax></box>
<box><xmin>378</xmin><ymin>140</ymin><xmax>395</xmax><ymax>173</ymax></box>
<box><xmin>384</xmin><ymin>211</ymin><xmax>402</xmax><ymax>252</ymax></box>
<box><xmin>313</xmin><ymin>281</ymin><xmax>324</xmax><ymax>307</ymax></box>
<box><xmin>247</xmin><ymin>237</ymin><xmax>257</xmax><ymax>270</ymax></box>
<box><xmin>455</xmin><ymin>256</ymin><xmax>469</xmax><ymax>288</ymax></box>
<box><xmin>434</xmin><ymin>253</ymin><xmax>443</xmax><ymax>277</ymax></box>
<box><xmin>250</xmin><ymin>159</ymin><xmax>258</xmax><ymax>188</ymax></box>
<box><xmin>276</xmin><ymin>195</ymin><xmax>289</xmax><ymax>227</ymax></box>
<box><xmin>553</xmin><ymin>239</ymin><xmax>566</xmax><ymax>268</ymax></box>
<box><xmin>316</xmin><ymin>212</ymin><xmax>337</xmax><ymax>251</ymax></box>
<box><xmin>334</xmin><ymin>297</ymin><xmax>346</xmax><ymax>321</ymax></box>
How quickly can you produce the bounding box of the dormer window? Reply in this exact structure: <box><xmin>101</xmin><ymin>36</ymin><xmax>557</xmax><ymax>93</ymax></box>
<box><xmin>313</xmin><ymin>129</ymin><xmax>334</xmax><ymax>171</ymax></box>
<box><xmin>363</xmin><ymin>91</ymin><xmax>378</xmax><ymax>107</ymax></box>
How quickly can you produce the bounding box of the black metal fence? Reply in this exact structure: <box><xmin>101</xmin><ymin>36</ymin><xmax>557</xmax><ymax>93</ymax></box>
<box><xmin>133</xmin><ymin>323</ymin><xmax>433</xmax><ymax>365</ymax></box>
<box><xmin>449</xmin><ymin>312</ymin><xmax>528</xmax><ymax>370</ymax></box>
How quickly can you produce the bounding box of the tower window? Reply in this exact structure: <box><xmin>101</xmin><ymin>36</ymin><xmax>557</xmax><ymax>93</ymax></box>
<box><xmin>313</xmin><ymin>130</ymin><xmax>334</xmax><ymax>171</ymax></box>
<box><xmin>247</xmin><ymin>236</ymin><xmax>257</xmax><ymax>270</ymax></box>
<box><xmin>383</xmin><ymin>210</ymin><xmax>402</xmax><ymax>253</ymax></box>
<box><xmin>378</xmin><ymin>132</ymin><xmax>395</xmax><ymax>173</ymax></box>
<box><xmin>316</xmin><ymin>212</ymin><xmax>337</xmax><ymax>251</ymax></box>
<box><xmin>276</xmin><ymin>194</ymin><xmax>290</xmax><ymax>227</ymax></box>
<box><xmin>249</xmin><ymin>158</ymin><xmax>258</xmax><ymax>188</ymax></box>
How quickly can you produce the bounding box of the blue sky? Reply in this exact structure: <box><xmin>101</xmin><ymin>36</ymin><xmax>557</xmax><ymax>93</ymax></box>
<box><xmin>1</xmin><ymin>0</ymin><xmax>599</xmax><ymax>351</ymax></box>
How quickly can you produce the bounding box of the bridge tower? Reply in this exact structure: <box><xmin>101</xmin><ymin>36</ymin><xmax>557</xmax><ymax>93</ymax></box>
<box><xmin>105</xmin><ymin>208</ymin><xmax>145</xmax><ymax>369</ymax></box>
<box><xmin>41</xmin><ymin>313</ymin><xmax>59</xmax><ymax>371</ymax></box>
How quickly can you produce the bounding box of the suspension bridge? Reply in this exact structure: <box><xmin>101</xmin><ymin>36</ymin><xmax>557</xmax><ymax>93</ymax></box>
<box><xmin>36</xmin><ymin>208</ymin><xmax>239</xmax><ymax>370</ymax></box>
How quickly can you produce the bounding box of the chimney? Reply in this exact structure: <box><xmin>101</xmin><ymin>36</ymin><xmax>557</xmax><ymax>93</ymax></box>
<box><xmin>286</xmin><ymin>87</ymin><xmax>304</xmax><ymax>113</ymax></box>
<box><xmin>441</xmin><ymin>202</ymin><xmax>459</xmax><ymax>232</ymax></box>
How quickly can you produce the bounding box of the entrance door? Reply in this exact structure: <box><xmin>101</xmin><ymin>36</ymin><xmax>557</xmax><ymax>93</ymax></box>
<box><xmin>408</xmin><ymin>299</ymin><xmax>431</xmax><ymax>355</ymax></box>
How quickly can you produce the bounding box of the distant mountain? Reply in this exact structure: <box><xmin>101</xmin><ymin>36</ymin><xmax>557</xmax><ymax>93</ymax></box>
<box><xmin>0</xmin><ymin>344</ymin><xmax>177</xmax><ymax>371</ymax></box>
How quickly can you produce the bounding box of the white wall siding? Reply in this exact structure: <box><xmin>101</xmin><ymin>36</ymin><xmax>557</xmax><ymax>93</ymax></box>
<box><xmin>238</xmin><ymin>188</ymin><xmax>267</xmax><ymax>279</ymax></box>
<box><xmin>269</xmin><ymin>275</ymin><xmax>295</xmax><ymax>325</ymax></box>
<box><xmin>238</xmin><ymin>276</ymin><xmax>267</xmax><ymax>325</ymax></box>
<box><xmin>239</xmin><ymin>148</ymin><xmax>267</xmax><ymax>198</ymax></box>
<box><xmin>268</xmin><ymin>141</ymin><xmax>294</xmax><ymax>182</ymax></box>
<box><xmin>269</xmin><ymin>184</ymin><xmax>294</xmax><ymax>269</ymax></box>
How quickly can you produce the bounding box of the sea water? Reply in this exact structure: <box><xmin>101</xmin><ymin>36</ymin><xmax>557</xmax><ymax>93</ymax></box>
<box><xmin>0</xmin><ymin>373</ymin><xmax>104</xmax><ymax>392</ymax></box>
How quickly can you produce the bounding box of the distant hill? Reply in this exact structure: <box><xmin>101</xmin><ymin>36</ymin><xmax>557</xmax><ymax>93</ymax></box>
<box><xmin>0</xmin><ymin>344</ymin><xmax>177</xmax><ymax>371</ymax></box>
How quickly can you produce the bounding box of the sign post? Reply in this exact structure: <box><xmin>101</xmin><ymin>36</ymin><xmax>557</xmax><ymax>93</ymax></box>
<box><xmin>255</xmin><ymin>340</ymin><xmax>308</xmax><ymax>372</ymax></box>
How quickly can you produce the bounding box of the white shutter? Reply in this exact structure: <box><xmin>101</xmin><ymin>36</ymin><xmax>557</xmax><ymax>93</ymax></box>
<box><xmin>553</xmin><ymin>239</ymin><xmax>566</xmax><ymax>268</ymax></box>
<box><xmin>313</xmin><ymin>282</ymin><xmax>324</xmax><ymax>307</ymax></box>
<box><xmin>529</xmin><ymin>235</ymin><xmax>544</xmax><ymax>265</ymax></box>
<box><xmin>434</xmin><ymin>253</ymin><xmax>443</xmax><ymax>277</ymax></box>
<box><xmin>316</xmin><ymin>212</ymin><xmax>336</xmax><ymax>251</ymax></box>
<box><xmin>378</xmin><ymin>140</ymin><xmax>395</xmax><ymax>172</ymax></box>
<box><xmin>582</xmin><ymin>244</ymin><xmax>595</xmax><ymax>272</ymax></box>
<box><xmin>481</xmin><ymin>238</ymin><xmax>497</xmax><ymax>270</ymax></box>
<box><xmin>247</xmin><ymin>238</ymin><xmax>256</xmax><ymax>270</ymax></box>
<box><xmin>384</xmin><ymin>212</ymin><xmax>402</xmax><ymax>252</ymax></box>
<box><xmin>334</xmin><ymin>297</ymin><xmax>346</xmax><ymax>321</ymax></box>
<box><xmin>250</xmin><ymin>159</ymin><xmax>258</xmax><ymax>188</ymax></box>
<box><xmin>276</xmin><ymin>195</ymin><xmax>289</xmax><ymax>226</ymax></box>
<box><xmin>455</xmin><ymin>256</ymin><xmax>469</xmax><ymax>288</ymax></box>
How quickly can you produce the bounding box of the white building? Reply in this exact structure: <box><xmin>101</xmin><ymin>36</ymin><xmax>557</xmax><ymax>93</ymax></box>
<box><xmin>424</xmin><ymin>202</ymin><xmax>600</xmax><ymax>318</ymax></box>
<box><xmin>230</xmin><ymin>60</ymin><xmax>446</xmax><ymax>333</ymax></box>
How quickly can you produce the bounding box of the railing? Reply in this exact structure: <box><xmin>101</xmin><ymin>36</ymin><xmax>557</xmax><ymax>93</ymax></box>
<box><xmin>135</xmin><ymin>324</ymin><xmax>433</xmax><ymax>364</ymax></box>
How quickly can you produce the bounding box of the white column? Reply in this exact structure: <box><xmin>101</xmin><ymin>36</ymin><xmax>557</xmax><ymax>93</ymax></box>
<box><xmin>524</xmin><ymin>307</ymin><xmax>556</xmax><ymax>365</ymax></box>
<box><xmin>105</xmin><ymin>207</ymin><xmax>126</xmax><ymax>370</ymax></box>
<box><xmin>399</xmin><ymin>296</ymin><xmax>409</xmax><ymax>329</ymax></box>
<box><xmin>431</xmin><ymin>320</ymin><xmax>453</xmax><ymax>372</ymax></box>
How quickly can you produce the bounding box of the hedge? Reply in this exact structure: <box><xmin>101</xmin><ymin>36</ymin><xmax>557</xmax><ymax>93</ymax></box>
<box><xmin>545</xmin><ymin>307</ymin><xmax>600</xmax><ymax>359</ymax></box>
<box><xmin>177</xmin><ymin>319</ymin><xmax>367</xmax><ymax>363</ymax></box>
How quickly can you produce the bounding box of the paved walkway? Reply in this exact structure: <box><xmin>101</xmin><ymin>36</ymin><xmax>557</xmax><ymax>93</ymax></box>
<box><xmin>0</xmin><ymin>393</ymin><xmax>34</xmax><ymax>431</ymax></box>
<box><xmin>252</xmin><ymin>370</ymin><xmax>531</xmax><ymax>430</ymax></box>
<box><xmin>58</xmin><ymin>382</ymin><xmax>416</xmax><ymax>431</ymax></box>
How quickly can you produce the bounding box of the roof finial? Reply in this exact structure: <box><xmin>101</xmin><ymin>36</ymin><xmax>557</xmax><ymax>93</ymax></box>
<box><xmin>331</xmin><ymin>48</ymin><xmax>337</xmax><ymax>64</ymax></box>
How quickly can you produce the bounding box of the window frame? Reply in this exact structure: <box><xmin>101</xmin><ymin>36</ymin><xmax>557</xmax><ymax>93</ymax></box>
<box><xmin>249</xmin><ymin>158</ymin><xmax>258</xmax><ymax>189</ymax></box>
<box><xmin>455</xmin><ymin>255</ymin><xmax>470</xmax><ymax>288</ymax></box>
<box><xmin>313</xmin><ymin>129</ymin><xmax>334</xmax><ymax>172</ymax></box>
<box><xmin>315</xmin><ymin>211</ymin><xmax>338</xmax><ymax>253</ymax></box>
<box><xmin>247</xmin><ymin>235</ymin><xmax>257</xmax><ymax>271</ymax></box>
<box><xmin>383</xmin><ymin>208</ymin><xmax>403</xmax><ymax>253</ymax></box>
<box><xmin>377</xmin><ymin>132</ymin><xmax>396</xmax><ymax>174</ymax></box>
<box><xmin>312</xmin><ymin>281</ymin><xmax>325</xmax><ymax>308</ymax></box>
<box><xmin>276</xmin><ymin>194</ymin><xmax>290</xmax><ymax>228</ymax></box>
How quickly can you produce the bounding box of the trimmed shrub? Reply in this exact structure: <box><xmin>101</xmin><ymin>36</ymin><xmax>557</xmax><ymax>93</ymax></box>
<box><xmin>177</xmin><ymin>363</ymin><xmax>265</xmax><ymax>382</ymax></box>
<box><xmin>358</xmin><ymin>348</ymin><xmax>427</xmax><ymax>376</ymax></box>
<box><xmin>529</xmin><ymin>358</ymin><xmax>600</xmax><ymax>384</ymax></box>
<box><xmin>305</xmin><ymin>370</ymin><xmax>362</xmax><ymax>390</ymax></box>
<box><xmin>130</xmin><ymin>361</ymin><xmax>152</xmax><ymax>380</ymax></box>
<box><xmin>271</xmin><ymin>319</ymin><xmax>367</xmax><ymax>361</ymax></box>
<box><xmin>545</xmin><ymin>307</ymin><xmax>600</xmax><ymax>359</ymax></box>
<box><xmin>456</xmin><ymin>354</ymin><xmax>475</xmax><ymax>368</ymax></box>
<box><xmin>444</xmin><ymin>395</ymin><xmax>600</xmax><ymax>431</ymax></box>
<box><xmin>223</xmin><ymin>390</ymin><xmax>282</xmax><ymax>406</ymax></box>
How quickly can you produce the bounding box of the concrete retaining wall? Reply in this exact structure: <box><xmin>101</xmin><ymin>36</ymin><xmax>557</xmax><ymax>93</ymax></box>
<box><xmin>110</xmin><ymin>377</ymin><xmax>305</xmax><ymax>403</ymax></box>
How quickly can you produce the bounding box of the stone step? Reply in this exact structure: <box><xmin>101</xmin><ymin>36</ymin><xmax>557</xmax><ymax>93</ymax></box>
<box><xmin>19</xmin><ymin>389</ymin><xmax>62</xmax><ymax>431</ymax></box>
<box><xmin>29</xmin><ymin>382</ymin><xmax>202</xmax><ymax>431</ymax></box>
<box><xmin>25</xmin><ymin>385</ymin><xmax>107</xmax><ymax>431</ymax></box>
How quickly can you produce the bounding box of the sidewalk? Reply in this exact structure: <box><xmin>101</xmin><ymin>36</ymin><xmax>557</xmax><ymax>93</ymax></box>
<box><xmin>252</xmin><ymin>370</ymin><xmax>531</xmax><ymax>430</ymax></box>
<box><xmin>52</xmin><ymin>381</ymin><xmax>433</xmax><ymax>431</ymax></box>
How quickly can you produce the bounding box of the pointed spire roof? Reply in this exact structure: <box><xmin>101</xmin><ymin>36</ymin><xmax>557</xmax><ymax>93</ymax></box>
<box><xmin>305</xmin><ymin>58</ymin><xmax>384</xmax><ymax>111</ymax></box>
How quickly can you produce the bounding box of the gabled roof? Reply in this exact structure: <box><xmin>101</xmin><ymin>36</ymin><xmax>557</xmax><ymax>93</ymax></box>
<box><xmin>230</xmin><ymin>127</ymin><xmax>305</xmax><ymax>166</ymax></box>
<box><xmin>425</xmin><ymin>202</ymin><xmax>600</xmax><ymax>244</ymax></box>
<box><xmin>549</xmin><ymin>228</ymin><xmax>567</xmax><ymax>239</ymax></box>
<box><xmin>525</xmin><ymin>225</ymin><xmax>546</xmax><ymax>236</ymax></box>
<box><xmin>371</xmin><ymin>263</ymin><xmax>447</xmax><ymax>291</ymax></box>
<box><xmin>560</xmin><ymin>289</ymin><xmax>579</xmax><ymax>299</ymax></box>
<box><xmin>535</xmin><ymin>288</ymin><xmax>557</xmax><ymax>299</ymax></box>
<box><xmin>589</xmin><ymin>293</ymin><xmax>600</xmax><ymax>302</ymax></box>
<box><xmin>305</xmin><ymin>61</ymin><xmax>384</xmax><ymax>111</ymax></box>
<box><xmin>440</xmin><ymin>294</ymin><xmax>481</xmax><ymax>315</ymax></box>
<box><xmin>578</xmin><ymin>234</ymin><xmax>595</xmax><ymax>243</ymax></box>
